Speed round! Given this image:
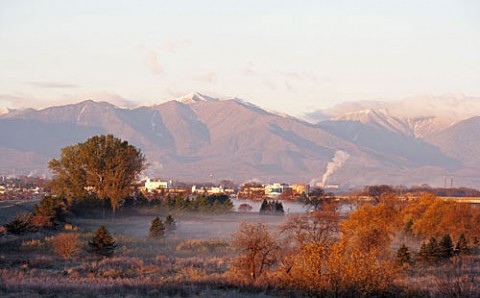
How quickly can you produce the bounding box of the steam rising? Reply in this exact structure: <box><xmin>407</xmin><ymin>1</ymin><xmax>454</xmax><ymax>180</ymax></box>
<box><xmin>317</xmin><ymin>150</ymin><xmax>350</xmax><ymax>186</ymax></box>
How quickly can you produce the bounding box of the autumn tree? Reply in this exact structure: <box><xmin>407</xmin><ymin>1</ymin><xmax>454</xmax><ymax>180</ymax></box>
<box><xmin>231</xmin><ymin>222</ymin><xmax>279</xmax><ymax>282</ymax></box>
<box><xmin>48</xmin><ymin>134</ymin><xmax>146</xmax><ymax>213</ymax></box>
<box><xmin>341</xmin><ymin>202</ymin><xmax>400</xmax><ymax>255</ymax></box>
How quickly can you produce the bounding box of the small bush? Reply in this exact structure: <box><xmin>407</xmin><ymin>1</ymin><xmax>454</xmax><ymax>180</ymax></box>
<box><xmin>54</xmin><ymin>233</ymin><xmax>80</xmax><ymax>260</ymax></box>
<box><xmin>5</xmin><ymin>212</ymin><xmax>35</xmax><ymax>235</ymax></box>
<box><xmin>176</xmin><ymin>239</ymin><xmax>229</xmax><ymax>253</ymax></box>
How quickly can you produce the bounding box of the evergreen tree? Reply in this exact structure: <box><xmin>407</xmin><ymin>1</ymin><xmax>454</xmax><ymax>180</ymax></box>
<box><xmin>455</xmin><ymin>233</ymin><xmax>470</xmax><ymax>255</ymax></box>
<box><xmin>274</xmin><ymin>201</ymin><xmax>284</xmax><ymax>213</ymax></box>
<box><xmin>149</xmin><ymin>217</ymin><xmax>166</xmax><ymax>238</ymax></box>
<box><xmin>418</xmin><ymin>241</ymin><xmax>429</xmax><ymax>263</ymax></box>
<box><xmin>260</xmin><ymin>199</ymin><xmax>270</xmax><ymax>213</ymax></box>
<box><xmin>438</xmin><ymin>234</ymin><xmax>454</xmax><ymax>259</ymax></box>
<box><xmin>472</xmin><ymin>237</ymin><xmax>479</xmax><ymax>255</ymax></box>
<box><xmin>165</xmin><ymin>214</ymin><xmax>176</xmax><ymax>231</ymax></box>
<box><xmin>396</xmin><ymin>243</ymin><xmax>411</xmax><ymax>265</ymax></box>
<box><xmin>403</xmin><ymin>219</ymin><xmax>414</xmax><ymax>236</ymax></box>
<box><xmin>426</xmin><ymin>237</ymin><xmax>439</xmax><ymax>263</ymax></box>
<box><xmin>88</xmin><ymin>225</ymin><xmax>117</xmax><ymax>257</ymax></box>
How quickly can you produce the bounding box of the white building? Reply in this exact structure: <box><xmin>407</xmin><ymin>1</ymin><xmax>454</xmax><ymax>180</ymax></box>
<box><xmin>264</xmin><ymin>183</ymin><xmax>291</xmax><ymax>198</ymax></box>
<box><xmin>145</xmin><ymin>178</ymin><xmax>172</xmax><ymax>192</ymax></box>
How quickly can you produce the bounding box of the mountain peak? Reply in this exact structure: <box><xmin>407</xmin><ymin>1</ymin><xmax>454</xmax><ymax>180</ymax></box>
<box><xmin>177</xmin><ymin>92</ymin><xmax>219</xmax><ymax>104</ymax></box>
<box><xmin>334</xmin><ymin>108</ymin><xmax>390</xmax><ymax>123</ymax></box>
<box><xmin>0</xmin><ymin>107</ymin><xmax>13</xmax><ymax>115</ymax></box>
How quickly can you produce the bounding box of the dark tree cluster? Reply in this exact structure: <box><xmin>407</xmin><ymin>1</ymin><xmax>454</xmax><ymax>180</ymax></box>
<box><xmin>149</xmin><ymin>215</ymin><xmax>176</xmax><ymax>238</ymax></box>
<box><xmin>259</xmin><ymin>199</ymin><xmax>284</xmax><ymax>214</ymax></box>
<box><xmin>164</xmin><ymin>194</ymin><xmax>233</xmax><ymax>213</ymax></box>
<box><xmin>418</xmin><ymin>233</ymin><xmax>475</xmax><ymax>263</ymax></box>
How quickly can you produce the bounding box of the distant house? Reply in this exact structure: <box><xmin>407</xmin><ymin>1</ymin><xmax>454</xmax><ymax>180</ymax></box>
<box><xmin>264</xmin><ymin>183</ymin><xmax>292</xmax><ymax>198</ymax></box>
<box><xmin>145</xmin><ymin>178</ymin><xmax>172</xmax><ymax>192</ymax></box>
<box><xmin>191</xmin><ymin>185</ymin><xmax>227</xmax><ymax>195</ymax></box>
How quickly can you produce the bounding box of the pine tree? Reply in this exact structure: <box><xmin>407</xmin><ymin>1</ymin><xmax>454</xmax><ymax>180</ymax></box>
<box><xmin>259</xmin><ymin>199</ymin><xmax>270</xmax><ymax>213</ymax></box>
<box><xmin>403</xmin><ymin>219</ymin><xmax>414</xmax><ymax>236</ymax></box>
<box><xmin>274</xmin><ymin>201</ymin><xmax>284</xmax><ymax>213</ymax></box>
<box><xmin>438</xmin><ymin>234</ymin><xmax>454</xmax><ymax>259</ymax></box>
<box><xmin>165</xmin><ymin>214</ymin><xmax>176</xmax><ymax>231</ymax></box>
<box><xmin>396</xmin><ymin>243</ymin><xmax>411</xmax><ymax>265</ymax></box>
<box><xmin>418</xmin><ymin>241</ymin><xmax>429</xmax><ymax>263</ymax></box>
<box><xmin>149</xmin><ymin>217</ymin><xmax>166</xmax><ymax>238</ymax></box>
<box><xmin>472</xmin><ymin>237</ymin><xmax>479</xmax><ymax>255</ymax></box>
<box><xmin>455</xmin><ymin>233</ymin><xmax>470</xmax><ymax>255</ymax></box>
<box><xmin>426</xmin><ymin>237</ymin><xmax>439</xmax><ymax>263</ymax></box>
<box><xmin>88</xmin><ymin>225</ymin><xmax>117</xmax><ymax>257</ymax></box>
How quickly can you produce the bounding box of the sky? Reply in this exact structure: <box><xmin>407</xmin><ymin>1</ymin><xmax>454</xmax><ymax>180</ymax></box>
<box><xmin>0</xmin><ymin>0</ymin><xmax>479</xmax><ymax>116</ymax></box>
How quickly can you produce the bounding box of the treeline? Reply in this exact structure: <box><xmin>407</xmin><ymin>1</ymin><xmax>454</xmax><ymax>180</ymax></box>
<box><xmin>364</xmin><ymin>184</ymin><xmax>480</xmax><ymax>198</ymax></box>
<box><xmin>408</xmin><ymin>186</ymin><xmax>480</xmax><ymax>197</ymax></box>
<box><xmin>161</xmin><ymin>194</ymin><xmax>233</xmax><ymax>214</ymax></box>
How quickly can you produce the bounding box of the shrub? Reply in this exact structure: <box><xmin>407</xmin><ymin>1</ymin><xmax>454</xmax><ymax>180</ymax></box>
<box><xmin>238</xmin><ymin>203</ymin><xmax>253</xmax><ymax>212</ymax></box>
<box><xmin>88</xmin><ymin>225</ymin><xmax>117</xmax><ymax>257</ymax></box>
<box><xmin>5</xmin><ymin>212</ymin><xmax>35</xmax><ymax>235</ymax></box>
<box><xmin>176</xmin><ymin>239</ymin><xmax>229</xmax><ymax>253</ymax></box>
<box><xmin>54</xmin><ymin>233</ymin><xmax>80</xmax><ymax>260</ymax></box>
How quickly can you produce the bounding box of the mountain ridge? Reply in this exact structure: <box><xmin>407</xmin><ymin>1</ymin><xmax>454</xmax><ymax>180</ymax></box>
<box><xmin>1</xmin><ymin>93</ymin><xmax>478</xmax><ymax>188</ymax></box>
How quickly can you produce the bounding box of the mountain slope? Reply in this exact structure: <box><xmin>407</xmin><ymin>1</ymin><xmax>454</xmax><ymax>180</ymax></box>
<box><xmin>0</xmin><ymin>94</ymin><xmax>474</xmax><ymax>187</ymax></box>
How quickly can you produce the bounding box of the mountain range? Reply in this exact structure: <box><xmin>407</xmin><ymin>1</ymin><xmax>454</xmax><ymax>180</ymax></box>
<box><xmin>1</xmin><ymin>92</ymin><xmax>479</xmax><ymax>188</ymax></box>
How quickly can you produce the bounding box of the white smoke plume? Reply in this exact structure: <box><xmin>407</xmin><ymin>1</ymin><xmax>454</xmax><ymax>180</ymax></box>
<box><xmin>320</xmin><ymin>150</ymin><xmax>350</xmax><ymax>186</ymax></box>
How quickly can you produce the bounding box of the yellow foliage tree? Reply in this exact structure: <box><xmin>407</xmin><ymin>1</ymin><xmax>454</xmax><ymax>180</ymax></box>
<box><xmin>342</xmin><ymin>202</ymin><xmax>400</xmax><ymax>255</ymax></box>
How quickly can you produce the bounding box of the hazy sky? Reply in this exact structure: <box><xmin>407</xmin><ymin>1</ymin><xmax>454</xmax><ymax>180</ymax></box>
<box><xmin>1</xmin><ymin>0</ymin><xmax>479</xmax><ymax>116</ymax></box>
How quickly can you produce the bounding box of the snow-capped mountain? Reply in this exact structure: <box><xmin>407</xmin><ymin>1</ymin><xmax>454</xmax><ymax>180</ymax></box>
<box><xmin>0</xmin><ymin>93</ymin><xmax>479</xmax><ymax>187</ymax></box>
<box><xmin>177</xmin><ymin>92</ymin><xmax>220</xmax><ymax>104</ymax></box>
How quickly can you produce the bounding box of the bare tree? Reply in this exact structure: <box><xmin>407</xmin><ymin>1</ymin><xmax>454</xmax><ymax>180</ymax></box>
<box><xmin>231</xmin><ymin>222</ymin><xmax>279</xmax><ymax>282</ymax></box>
<box><xmin>281</xmin><ymin>204</ymin><xmax>340</xmax><ymax>247</ymax></box>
